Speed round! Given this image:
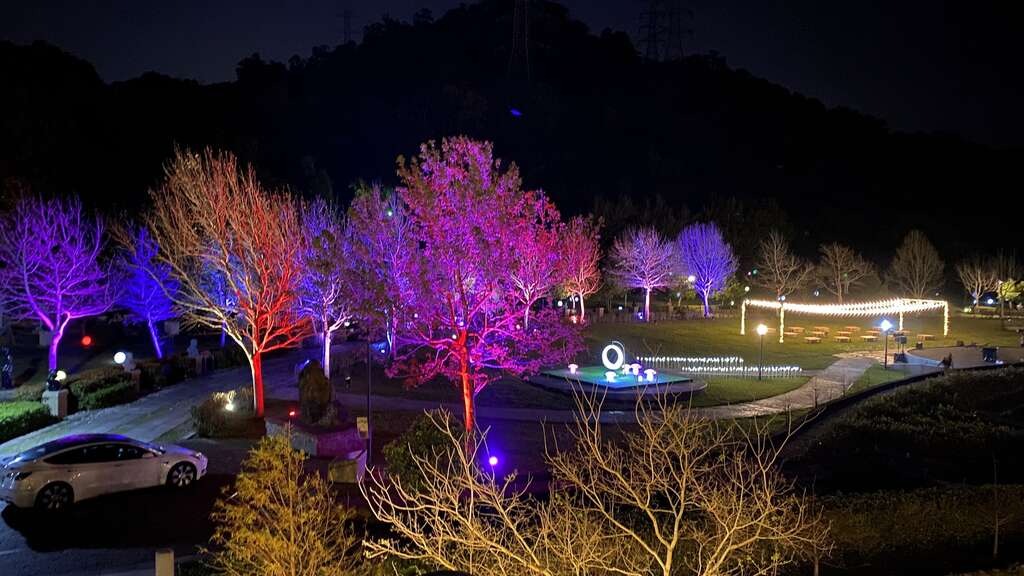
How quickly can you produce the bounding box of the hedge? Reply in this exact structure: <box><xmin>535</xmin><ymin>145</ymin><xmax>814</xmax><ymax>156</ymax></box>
<box><xmin>78</xmin><ymin>381</ymin><xmax>139</xmax><ymax>411</ymax></box>
<box><xmin>0</xmin><ymin>401</ymin><xmax>55</xmax><ymax>444</ymax></box>
<box><xmin>67</xmin><ymin>366</ymin><xmax>131</xmax><ymax>399</ymax></box>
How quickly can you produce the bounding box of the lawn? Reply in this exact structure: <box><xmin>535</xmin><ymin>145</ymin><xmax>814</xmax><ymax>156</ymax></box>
<box><xmin>847</xmin><ymin>364</ymin><xmax>910</xmax><ymax>395</ymax></box>
<box><xmin>584</xmin><ymin>313</ymin><xmax>1017</xmax><ymax>370</ymax></box>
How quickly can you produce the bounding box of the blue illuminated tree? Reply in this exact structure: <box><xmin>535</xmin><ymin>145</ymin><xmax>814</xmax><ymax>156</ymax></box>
<box><xmin>117</xmin><ymin>225</ymin><xmax>178</xmax><ymax>359</ymax></box>
<box><xmin>676</xmin><ymin>222</ymin><xmax>737</xmax><ymax>318</ymax></box>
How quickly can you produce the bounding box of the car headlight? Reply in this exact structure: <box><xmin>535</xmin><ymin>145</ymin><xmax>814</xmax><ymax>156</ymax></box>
<box><xmin>5</xmin><ymin>471</ymin><xmax>32</xmax><ymax>481</ymax></box>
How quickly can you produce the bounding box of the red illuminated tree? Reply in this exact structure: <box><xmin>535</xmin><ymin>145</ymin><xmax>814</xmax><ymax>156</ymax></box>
<box><xmin>508</xmin><ymin>192</ymin><xmax>564</xmax><ymax>329</ymax></box>
<box><xmin>146</xmin><ymin>149</ymin><xmax>310</xmax><ymax>417</ymax></box>
<box><xmin>298</xmin><ymin>198</ymin><xmax>355</xmax><ymax>378</ymax></box>
<box><xmin>391</xmin><ymin>137</ymin><xmax>582</xmax><ymax>435</ymax></box>
<box><xmin>608</xmin><ymin>227</ymin><xmax>675</xmax><ymax>322</ymax></box>
<box><xmin>0</xmin><ymin>195</ymin><xmax>116</xmax><ymax>370</ymax></box>
<box><xmin>676</xmin><ymin>222</ymin><xmax>737</xmax><ymax>317</ymax></box>
<box><xmin>560</xmin><ymin>215</ymin><xmax>602</xmax><ymax>322</ymax></box>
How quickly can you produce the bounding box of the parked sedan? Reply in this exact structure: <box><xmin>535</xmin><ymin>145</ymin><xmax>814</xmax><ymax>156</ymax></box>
<box><xmin>0</xmin><ymin>433</ymin><xmax>207</xmax><ymax>510</ymax></box>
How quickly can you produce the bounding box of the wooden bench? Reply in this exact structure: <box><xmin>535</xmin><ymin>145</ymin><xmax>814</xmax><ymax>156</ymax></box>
<box><xmin>918</xmin><ymin>333</ymin><xmax>935</xmax><ymax>341</ymax></box>
<box><xmin>804</xmin><ymin>336</ymin><xmax>822</xmax><ymax>344</ymax></box>
<box><xmin>813</xmin><ymin>326</ymin><xmax>830</xmax><ymax>332</ymax></box>
<box><xmin>836</xmin><ymin>330</ymin><xmax>851</xmax><ymax>337</ymax></box>
<box><xmin>860</xmin><ymin>334</ymin><xmax>878</xmax><ymax>342</ymax></box>
<box><xmin>844</xmin><ymin>326</ymin><xmax>861</xmax><ymax>332</ymax></box>
<box><xmin>790</xmin><ymin>326</ymin><xmax>805</xmax><ymax>333</ymax></box>
<box><xmin>810</xmin><ymin>330</ymin><xmax>827</xmax><ymax>337</ymax></box>
<box><xmin>783</xmin><ymin>331</ymin><xmax>799</xmax><ymax>337</ymax></box>
<box><xmin>834</xmin><ymin>335</ymin><xmax>851</xmax><ymax>343</ymax></box>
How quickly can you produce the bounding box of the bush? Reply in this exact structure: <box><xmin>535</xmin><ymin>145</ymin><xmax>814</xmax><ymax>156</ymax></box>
<box><xmin>66</xmin><ymin>366</ymin><xmax>131</xmax><ymax>399</ymax></box>
<box><xmin>383</xmin><ymin>410</ymin><xmax>460</xmax><ymax>491</ymax></box>
<box><xmin>298</xmin><ymin>361</ymin><xmax>332</xmax><ymax>426</ymax></box>
<box><xmin>792</xmin><ymin>368</ymin><xmax>1024</xmax><ymax>492</ymax></box>
<box><xmin>137</xmin><ymin>355</ymin><xmax>195</xmax><ymax>390</ymax></box>
<box><xmin>191</xmin><ymin>387</ymin><xmax>255</xmax><ymax>438</ymax></box>
<box><xmin>210</xmin><ymin>345</ymin><xmax>247</xmax><ymax>369</ymax></box>
<box><xmin>824</xmin><ymin>485</ymin><xmax>1024</xmax><ymax>569</ymax></box>
<box><xmin>0</xmin><ymin>401</ymin><xmax>55</xmax><ymax>444</ymax></box>
<box><xmin>78</xmin><ymin>381</ymin><xmax>138</xmax><ymax>410</ymax></box>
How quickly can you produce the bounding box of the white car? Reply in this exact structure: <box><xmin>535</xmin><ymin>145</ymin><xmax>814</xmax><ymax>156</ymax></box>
<box><xmin>0</xmin><ymin>433</ymin><xmax>208</xmax><ymax>511</ymax></box>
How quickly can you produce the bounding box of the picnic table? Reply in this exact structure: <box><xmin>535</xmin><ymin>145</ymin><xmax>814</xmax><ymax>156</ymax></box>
<box><xmin>810</xmin><ymin>330</ymin><xmax>827</xmax><ymax>337</ymax></box>
<box><xmin>813</xmin><ymin>326</ymin><xmax>830</xmax><ymax>332</ymax></box>
<box><xmin>834</xmin><ymin>335</ymin><xmax>851</xmax><ymax>343</ymax></box>
<box><xmin>918</xmin><ymin>333</ymin><xmax>935</xmax><ymax>341</ymax></box>
<box><xmin>790</xmin><ymin>326</ymin><xmax>805</xmax><ymax>333</ymax></box>
<box><xmin>865</xmin><ymin>329</ymin><xmax>880</xmax><ymax>336</ymax></box>
<box><xmin>836</xmin><ymin>330</ymin><xmax>851</xmax><ymax>337</ymax></box>
<box><xmin>844</xmin><ymin>326</ymin><xmax>861</xmax><ymax>332</ymax></box>
<box><xmin>804</xmin><ymin>336</ymin><xmax>821</xmax><ymax>344</ymax></box>
<box><xmin>861</xmin><ymin>334</ymin><xmax>878</xmax><ymax>342</ymax></box>
<box><xmin>783</xmin><ymin>331</ymin><xmax>799</xmax><ymax>338</ymax></box>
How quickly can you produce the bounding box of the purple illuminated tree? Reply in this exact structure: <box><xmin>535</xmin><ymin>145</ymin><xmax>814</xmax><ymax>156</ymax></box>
<box><xmin>608</xmin><ymin>227</ymin><xmax>675</xmax><ymax>322</ymax></box>
<box><xmin>298</xmin><ymin>198</ymin><xmax>355</xmax><ymax>378</ymax></box>
<box><xmin>0</xmin><ymin>195</ymin><xmax>116</xmax><ymax>370</ymax></box>
<box><xmin>676</xmin><ymin>222</ymin><xmax>737</xmax><ymax>318</ymax></box>
<box><xmin>115</xmin><ymin>224</ymin><xmax>178</xmax><ymax>359</ymax></box>
<box><xmin>391</xmin><ymin>137</ymin><xmax>583</xmax><ymax>435</ymax></box>
<box><xmin>560</xmin><ymin>215</ymin><xmax>602</xmax><ymax>322</ymax></box>
<box><xmin>347</xmin><ymin>183</ymin><xmax>417</xmax><ymax>360</ymax></box>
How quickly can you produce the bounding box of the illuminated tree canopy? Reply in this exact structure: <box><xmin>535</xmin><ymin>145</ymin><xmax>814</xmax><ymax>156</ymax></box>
<box><xmin>609</xmin><ymin>227</ymin><xmax>675</xmax><ymax>322</ymax></box>
<box><xmin>676</xmin><ymin>222</ymin><xmax>737</xmax><ymax>318</ymax></box>
<box><xmin>114</xmin><ymin>224</ymin><xmax>178</xmax><ymax>359</ymax></box>
<box><xmin>389</xmin><ymin>137</ymin><xmax>582</xmax><ymax>434</ymax></box>
<box><xmin>560</xmin><ymin>215</ymin><xmax>602</xmax><ymax>322</ymax></box>
<box><xmin>0</xmin><ymin>195</ymin><xmax>116</xmax><ymax>370</ymax></box>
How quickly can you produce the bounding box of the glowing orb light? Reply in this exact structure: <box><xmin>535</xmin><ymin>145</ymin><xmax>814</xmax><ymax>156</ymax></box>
<box><xmin>568</xmin><ymin>363</ymin><xmax>578</xmax><ymax>374</ymax></box>
<box><xmin>987</xmin><ymin>298</ymin><xmax>995</xmax><ymax>305</ymax></box>
<box><xmin>55</xmin><ymin>370</ymin><xmax>67</xmax><ymax>382</ymax></box>
<box><xmin>225</xmin><ymin>402</ymin><xmax>235</xmax><ymax>412</ymax></box>
<box><xmin>756</xmin><ymin>324</ymin><xmax>768</xmax><ymax>336</ymax></box>
<box><xmin>601</xmin><ymin>341</ymin><xmax>625</xmax><ymax>371</ymax></box>
<box><xmin>488</xmin><ymin>455</ymin><xmax>499</xmax><ymax>466</ymax></box>
<box><xmin>880</xmin><ymin>319</ymin><xmax>893</xmax><ymax>332</ymax></box>
<box><xmin>113</xmin><ymin>351</ymin><xmax>127</xmax><ymax>365</ymax></box>
<box><xmin>687</xmin><ymin>274</ymin><xmax>696</xmax><ymax>283</ymax></box>
<box><xmin>81</xmin><ymin>335</ymin><xmax>93</xmax><ymax>347</ymax></box>
<box><xmin>288</xmin><ymin>409</ymin><xmax>297</xmax><ymax>418</ymax></box>
<box><xmin>605</xmin><ymin>371</ymin><xmax>617</xmax><ymax>383</ymax></box>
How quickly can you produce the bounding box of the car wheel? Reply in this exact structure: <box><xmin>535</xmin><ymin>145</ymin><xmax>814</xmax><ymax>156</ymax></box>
<box><xmin>167</xmin><ymin>462</ymin><xmax>197</xmax><ymax>488</ymax></box>
<box><xmin>35</xmin><ymin>482</ymin><xmax>73</xmax><ymax>512</ymax></box>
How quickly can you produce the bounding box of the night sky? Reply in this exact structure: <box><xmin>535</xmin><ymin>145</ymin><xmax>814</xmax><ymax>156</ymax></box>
<box><xmin>2</xmin><ymin>0</ymin><xmax>1020</xmax><ymax>148</ymax></box>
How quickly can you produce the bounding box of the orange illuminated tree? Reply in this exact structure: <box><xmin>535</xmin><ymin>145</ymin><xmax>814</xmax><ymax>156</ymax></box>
<box><xmin>146</xmin><ymin>149</ymin><xmax>309</xmax><ymax>416</ymax></box>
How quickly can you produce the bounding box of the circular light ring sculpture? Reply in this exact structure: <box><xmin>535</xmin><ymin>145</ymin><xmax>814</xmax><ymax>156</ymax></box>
<box><xmin>601</xmin><ymin>341</ymin><xmax>626</xmax><ymax>371</ymax></box>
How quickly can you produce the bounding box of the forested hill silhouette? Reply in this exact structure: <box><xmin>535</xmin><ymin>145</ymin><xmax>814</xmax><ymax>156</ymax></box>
<box><xmin>1</xmin><ymin>0</ymin><xmax>1020</xmax><ymax>262</ymax></box>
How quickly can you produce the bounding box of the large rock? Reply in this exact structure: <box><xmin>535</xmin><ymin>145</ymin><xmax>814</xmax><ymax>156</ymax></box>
<box><xmin>265</xmin><ymin>417</ymin><xmax>365</xmax><ymax>458</ymax></box>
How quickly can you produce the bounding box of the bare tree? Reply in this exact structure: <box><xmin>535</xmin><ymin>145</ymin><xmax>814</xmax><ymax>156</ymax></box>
<box><xmin>957</xmin><ymin>256</ymin><xmax>999</xmax><ymax>310</ymax></box>
<box><xmin>362</xmin><ymin>396</ymin><xmax>830</xmax><ymax>576</ymax></box>
<box><xmin>754</xmin><ymin>230</ymin><xmax>813</xmax><ymax>299</ymax></box>
<box><xmin>888</xmin><ymin>230</ymin><xmax>944</xmax><ymax>298</ymax></box>
<box><xmin>146</xmin><ymin>149</ymin><xmax>310</xmax><ymax>416</ymax></box>
<box><xmin>816</xmin><ymin>243</ymin><xmax>875</xmax><ymax>303</ymax></box>
<box><xmin>609</xmin><ymin>227</ymin><xmax>675</xmax><ymax>322</ymax></box>
<box><xmin>560</xmin><ymin>215</ymin><xmax>602</xmax><ymax>322</ymax></box>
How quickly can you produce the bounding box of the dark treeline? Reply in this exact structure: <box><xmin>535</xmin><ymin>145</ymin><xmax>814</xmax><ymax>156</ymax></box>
<box><xmin>1</xmin><ymin>0</ymin><xmax>1020</xmax><ymax>266</ymax></box>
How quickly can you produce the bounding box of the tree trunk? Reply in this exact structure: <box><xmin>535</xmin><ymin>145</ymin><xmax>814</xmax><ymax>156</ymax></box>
<box><xmin>251</xmin><ymin>351</ymin><xmax>265</xmax><ymax>417</ymax></box>
<box><xmin>147</xmin><ymin>319</ymin><xmax>164</xmax><ymax>359</ymax></box>
<box><xmin>523</xmin><ymin>305</ymin><xmax>530</xmax><ymax>330</ymax></box>
<box><xmin>644</xmin><ymin>288</ymin><xmax>651</xmax><ymax>323</ymax></box>
<box><xmin>701</xmin><ymin>291</ymin><xmax>711</xmax><ymax>318</ymax></box>
<box><xmin>458</xmin><ymin>342</ymin><xmax>475</xmax><ymax>450</ymax></box>
<box><xmin>219</xmin><ymin>324</ymin><xmax>226</xmax><ymax>348</ymax></box>
<box><xmin>578</xmin><ymin>292</ymin><xmax>586</xmax><ymax>321</ymax></box>
<box><xmin>322</xmin><ymin>329</ymin><xmax>332</xmax><ymax>379</ymax></box>
<box><xmin>47</xmin><ymin>328</ymin><xmax>62</xmax><ymax>371</ymax></box>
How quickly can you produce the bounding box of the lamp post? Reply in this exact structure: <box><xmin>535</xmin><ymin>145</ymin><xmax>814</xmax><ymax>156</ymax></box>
<box><xmin>756</xmin><ymin>323</ymin><xmax>768</xmax><ymax>380</ymax></box>
<box><xmin>880</xmin><ymin>319</ymin><xmax>893</xmax><ymax>370</ymax></box>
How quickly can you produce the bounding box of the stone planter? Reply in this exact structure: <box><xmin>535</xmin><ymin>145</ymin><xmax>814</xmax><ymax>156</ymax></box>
<box><xmin>265</xmin><ymin>417</ymin><xmax>366</xmax><ymax>458</ymax></box>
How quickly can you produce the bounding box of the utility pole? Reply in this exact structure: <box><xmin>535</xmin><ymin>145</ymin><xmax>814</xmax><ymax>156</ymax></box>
<box><xmin>638</xmin><ymin>0</ymin><xmax>691</xmax><ymax>61</ymax></box>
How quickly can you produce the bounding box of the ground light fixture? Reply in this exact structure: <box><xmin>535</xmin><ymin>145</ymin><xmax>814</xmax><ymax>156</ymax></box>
<box><xmin>113</xmin><ymin>351</ymin><xmax>127</xmax><ymax>365</ymax></box>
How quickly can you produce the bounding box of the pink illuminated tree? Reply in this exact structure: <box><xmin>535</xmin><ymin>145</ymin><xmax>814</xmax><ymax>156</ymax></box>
<box><xmin>676</xmin><ymin>222</ymin><xmax>737</xmax><ymax>318</ymax></box>
<box><xmin>347</xmin><ymin>183</ymin><xmax>418</xmax><ymax>360</ymax></box>
<box><xmin>391</xmin><ymin>137</ymin><xmax>583</xmax><ymax>435</ymax></box>
<box><xmin>508</xmin><ymin>192</ymin><xmax>564</xmax><ymax>329</ymax></box>
<box><xmin>560</xmin><ymin>215</ymin><xmax>602</xmax><ymax>322</ymax></box>
<box><xmin>608</xmin><ymin>227</ymin><xmax>675</xmax><ymax>322</ymax></box>
<box><xmin>114</xmin><ymin>224</ymin><xmax>178</xmax><ymax>359</ymax></box>
<box><xmin>146</xmin><ymin>149</ymin><xmax>310</xmax><ymax>417</ymax></box>
<box><xmin>0</xmin><ymin>195</ymin><xmax>116</xmax><ymax>370</ymax></box>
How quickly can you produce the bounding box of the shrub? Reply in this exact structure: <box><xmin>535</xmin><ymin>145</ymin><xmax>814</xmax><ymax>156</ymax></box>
<box><xmin>67</xmin><ymin>366</ymin><xmax>131</xmax><ymax>399</ymax></box>
<box><xmin>0</xmin><ymin>401</ymin><xmax>55</xmax><ymax>444</ymax></box>
<box><xmin>382</xmin><ymin>410</ymin><xmax>460</xmax><ymax>491</ymax></box>
<box><xmin>192</xmin><ymin>387</ymin><xmax>255</xmax><ymax>438</ymax></box>
<box><xmin>298</xmin><ymin>361</ymin><xmax>332</xmax><ymax>426</ymax></box>
<box><xmin>78</xmin><ymin>381</ymin><xmax>138</xmax><ymax>410</ymax></box>
<box><xmin>210</xmin><ymin>345</ymin><xmax>247</xmax><ymax>369</ymax></box>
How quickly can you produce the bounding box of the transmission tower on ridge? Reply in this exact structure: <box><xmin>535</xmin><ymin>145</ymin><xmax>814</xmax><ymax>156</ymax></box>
<box><xmin>639</xmin><ymin>0</ymin><xmax>691</xmax><ymax>61</ymax></box>
<box><xmin>509</xmin><ymin>0</ymin><xmax>530</xmax><ymax>82</ymax></box>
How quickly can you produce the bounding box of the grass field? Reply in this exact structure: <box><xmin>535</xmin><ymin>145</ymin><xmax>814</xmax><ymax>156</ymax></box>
<box><xmin>847</xmin><ymin>364</ymin><xmax>910</xmax><ymax>395</ymax></box>
<box><xmin>584</xmin><ymin>313</ymin><xmax>1017</xmax><ymax>370</ymax></box>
